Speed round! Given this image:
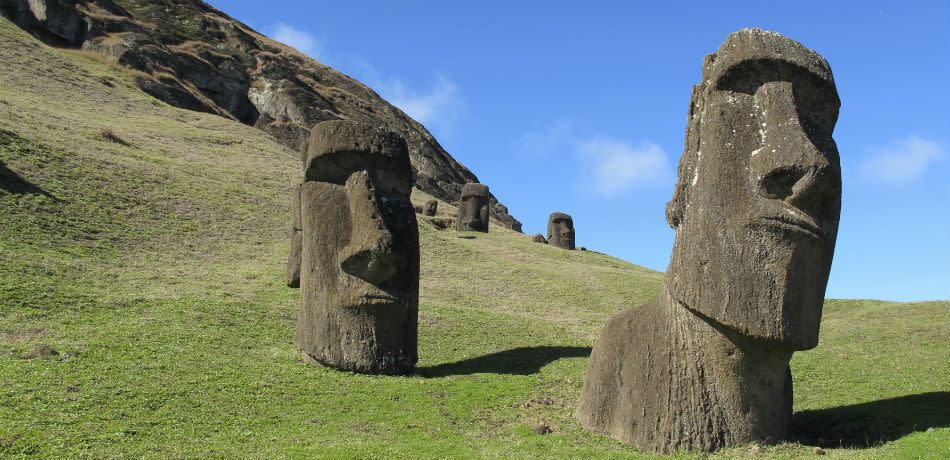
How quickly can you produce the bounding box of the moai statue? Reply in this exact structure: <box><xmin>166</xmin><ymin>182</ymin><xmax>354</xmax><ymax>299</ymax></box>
<box><xmin>286</xmin><ymin>183</ymin><xmax>302</xmax><ymax>288</ymax></box>
<box><xmin>456</xmin><ymin>183</ymin><xmax>489</xmax><ymax>232</ymax></box>
<box><xmin>547</xmin><ymin>212</ymin><xmax>575</xmax><ymax>250</ymax></box>
<box><xmin>423</xmin><ymin>199</ymin><xmax>438</xmax><ymax>216</ymax></box>
<box><xmin>294</xmin><ymin>120</ymin><xmax>420</xmax><ymax>375</ymax></box>
<box><xmin>578</xmin><ymin>29</ymin><xmax>842</xmax><ymax>453</ymax></box>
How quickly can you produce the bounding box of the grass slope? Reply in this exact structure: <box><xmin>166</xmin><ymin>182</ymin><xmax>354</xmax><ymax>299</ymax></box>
<box><xmin>1</xmin><ymin>20</ymin><xmax>948</xmax><ymax>459</ymax></box>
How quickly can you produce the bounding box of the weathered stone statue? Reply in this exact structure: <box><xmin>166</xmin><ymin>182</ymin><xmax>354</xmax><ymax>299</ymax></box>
<box><xmin>456</xmin><ymin>183</ymin><xmax>489</xmax><ymax>232</ymax></box>
<box><xmin>423</xmin><ymin>199</ymin><xmax>438</xmax><ymax>216</ymax></box>
<box><xmin>547</xmin><ymin>212</ymin><xmax>575</xmax><ymax>250</ymax></box>
<box><xmin>294</xmin><ymin>120</ymin><xmax>420</xmax><ymax>375</ymax></box>
<box><xmin>578</xmin><ymin>29</ymin><xmax>842</xmax><ymax>453</ymax></box>
<box><xmin>286</xmin><ymin>183</ymin><xmax>302</xmax><ymax>288</ymax></box>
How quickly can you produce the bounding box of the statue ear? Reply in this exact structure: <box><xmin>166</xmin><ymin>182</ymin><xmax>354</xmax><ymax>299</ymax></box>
<box><xmin>479</xmin><ymin>205</ymin><xmax>489</xmax><ymax>224</ymax></box>
<box><xmin>666</xmin><ymin>198</ymin><xmax>683</xmax><ymax>229</ymax></box>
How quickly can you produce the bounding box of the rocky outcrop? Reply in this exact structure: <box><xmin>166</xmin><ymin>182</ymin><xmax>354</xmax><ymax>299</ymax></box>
<box><xmin>0</xmin><ymin>0</ymin><xmax>522</xmax><ymax>230</ymax></box>
<box><xmin>0</xmin><ymin>0</ymin><xmax>91</xmax><ymax>46</ymax></box>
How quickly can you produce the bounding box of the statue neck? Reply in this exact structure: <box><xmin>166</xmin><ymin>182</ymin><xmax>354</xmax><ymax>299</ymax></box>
<box><xmin>658</xmin><ymin>288</ymin><xmax>794</xmax><ymax>449</ymax></box>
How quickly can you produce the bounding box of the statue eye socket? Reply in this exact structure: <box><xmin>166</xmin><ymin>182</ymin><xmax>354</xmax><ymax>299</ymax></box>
<box><xmin>716</xmin><ymin>60</ymin><xmax>836</xmax><ymax>102</ymax></box>
<box><xmin>306</xmin><ymin>151</ymin><xmax>411</xmax><ymax>195</ymax></box>
<box><xmin>715</xmin><ymin>59</ymin><xmax>839</xmax><ymax>139</ymax></box>
<box><xmin>306</xmin><ymin>150</ymin><xmax>369</xmax><ymax>185</ymax></box>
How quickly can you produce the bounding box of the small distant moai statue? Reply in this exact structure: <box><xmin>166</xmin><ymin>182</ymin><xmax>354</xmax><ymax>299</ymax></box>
<box><xmin>423</xmin><ymin>199</ymin><xmax>438</xmax><ymax>216</ymax></box>
<box><xmin>456</xmin><ymin>183</ymin><xmax>489</xmax><ymax>232</ymax></box>
<box><xmin>547</xmin><ymin>212</ymin><xmax>575</xmax><ymax>250</ymax></box>
<box><xmin>286</xmin><ymin>183</ymin><xmax>302</xmax><ymax>288</ymax></box>
<box><xmin>293</xmin><ymin>120</ymin><xmax>420</xmax><ymax>375</ymax></box>
<box><xmin>578</xmin><ymin>29</ymin><xmax>842</xmax><ymax>453</ymax></box>
<box><xmin>530</xmin><ymin>233</ymin><xmax>547</xmax><ymax>244</ymax></box>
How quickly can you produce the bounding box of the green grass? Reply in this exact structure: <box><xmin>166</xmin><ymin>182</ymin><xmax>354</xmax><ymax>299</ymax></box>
<box><xmin>1</xmin><ymin>19</ymin><xmax>949</xmax><ymax>459</ymax></box>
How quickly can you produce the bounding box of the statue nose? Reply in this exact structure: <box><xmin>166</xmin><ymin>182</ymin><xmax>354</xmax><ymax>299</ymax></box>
<box><xmin>754</xmin><ymin>81</ymin><xmax>839</xmax><ymax>225</ymax></box>
<box><xmin>339</xmin><ymin>171</ymin><xmax>405</xmax><ymax>285</ymax></box>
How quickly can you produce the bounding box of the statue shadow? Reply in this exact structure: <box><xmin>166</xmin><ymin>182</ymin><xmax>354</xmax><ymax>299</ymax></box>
<box><xmin>417</xmin><ymin>346</ymin><xmax>591</xmax><ymax>378</ymax></box>
<box><xmin>0</xmin><ymin>160</ymin><xmax>57</xmax><ymax>199</ymax></box>
<box><xmin>793</xmin><ymin>392</ymin><xmax>950</xmax><ymax>448</ymax></box>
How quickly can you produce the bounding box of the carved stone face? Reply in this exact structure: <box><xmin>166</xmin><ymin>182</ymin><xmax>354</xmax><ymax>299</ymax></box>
<box><xmin>666</xmin><ymin>29</ymin><xmax>842</xmax><ymax>350</ymax></box>
<box><xmin>294</xmin><ymin>120</ymin><xmax>419</xmax><ymax>374</ymax></box>
<box><xmin>547</xmin><ymin>212</ymin><xmax>575</xmax><ymax>250</ymax></box>
<box><xmin>456</xmin><ymin>183</ymin><xmax>489</xmax><ymax>232</ymax></box>
<box><xmin>423</xmin><ymin>199</ymin><xmax>438</xmax><ymax>216</ymax></box>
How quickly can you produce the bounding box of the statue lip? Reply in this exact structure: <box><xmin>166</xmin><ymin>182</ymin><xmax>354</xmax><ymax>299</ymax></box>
<box><xmin>354</xmin><ymin>292</ymin><xmax>400</xmax><ymax>305</ymax></box>
<box><xmin>360</xmin><ymin>292</ymin><xmax>398</xmax><ymax>301</ymax></box>
<box><xmin>759</xmin><ymin>212</ymin><xmax>825</xmax><ymax>241</ymax></box>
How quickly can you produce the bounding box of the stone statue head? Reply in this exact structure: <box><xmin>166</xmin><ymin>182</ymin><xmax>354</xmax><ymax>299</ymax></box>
<box><xmin>665</xmin><ymin>29</ymin><xmax>842</xmax><ymax>350</ymax></box>
<box><xmin>456</xmin><ymin>183</ymin><xmax>489</xmax><ymax>232</ymax></box>
<box><xmin>423</xmin><ymin>199</ymin><xmax>438</xmax><ymax>216</ymax></box>
<box><xmin>294</xmin><ymin>120</ymin><xmax>419</xmax><ymax>374</ymax></box>
<box><xmin>547</xmin><ymin>212</ymin><xmax>575</xmax><ymax>250</ymax></box>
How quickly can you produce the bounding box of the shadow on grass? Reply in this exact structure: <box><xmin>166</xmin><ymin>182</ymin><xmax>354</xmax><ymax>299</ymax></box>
<box><xmin>794</xmin><ymin>392</ymin><xmax>950</xmax><ymax>448</ymax></box>
<box><xmin>418</xmin><ymin>346</ymin><xmax>591</xmax><ymax>378</ymax></box>
<box><xmin>0</xmin><ymin>159</ymin><xmax>57</xmax><ymax>199</ymax></box>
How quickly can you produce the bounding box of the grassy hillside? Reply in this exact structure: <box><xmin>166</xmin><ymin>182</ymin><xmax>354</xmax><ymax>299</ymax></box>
<box><xmin>1</xmin><ymin>19</ymin><xmax>948</xmax><ymax>459</ymax></box>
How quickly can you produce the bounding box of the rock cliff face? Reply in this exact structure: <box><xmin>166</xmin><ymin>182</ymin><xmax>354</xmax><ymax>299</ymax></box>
<box><xmin>0</xmin><ymin>0</ymin><xmax>522</xmax><ymax>230</ymax></box>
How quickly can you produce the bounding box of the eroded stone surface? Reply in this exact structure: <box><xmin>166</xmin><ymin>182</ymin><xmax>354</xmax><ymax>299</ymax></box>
<box><xmin>547</xmin><ymin>212</ymin><xmax>575</xmax><ymax>250</ymax></box>
<box><xmin>456</xmin><ymin>183</ymin><xmax>489</xmax><ymax>233</ymax></box>
<box><xmin>286</xmin><ymin>182</ymin><xmax>302</xmax><ymax>288</ymax></box>
<box><xmin>579</xmin><ymin>28</ymin><xmax>842</xmax><ymax>453</ymax></box>
<box><xmin>294</xmin><ymin>120</ymin><xmax>419</xmax><ymax>375</ymax></box>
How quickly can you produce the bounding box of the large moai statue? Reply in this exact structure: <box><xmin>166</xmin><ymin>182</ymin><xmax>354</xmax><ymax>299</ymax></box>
<box><xmin>578</xmin><ymin>29</ymin><xmax>842</xmax><ymax>453</ymax></box>
<box><xmin>547</xmin><ymin>212</ymin><xmax>575</xmax><ymax>250</ymax></box>
<box><xmin>456</xmin><ymin>183</ymin><xmax>489</xmax><ymax>232</ymax></box>
<box><xmin>293</xmin><ymin>120</ymin><xmax>420</xmax><ymax>375</ymax></box>
<box><xmin>423</xmin><ymin>199</ymin><xmax>438</xmax><ymax>216</ymax></box>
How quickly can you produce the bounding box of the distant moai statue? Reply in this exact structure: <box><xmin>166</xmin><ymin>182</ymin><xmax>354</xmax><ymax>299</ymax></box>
<box><xmin>423</xmin><ymin>199</ymin><xmax>438</xmax><ymax>216</ymax></box>
<box><xmin>286</xmin><ymin>183</ymin><xmax>302</xmax><ymax>288</ymax></box>
<box><xmin>578</xmin><ymin>29</ymin><xmax>842</xmax><ymax>453</ymax></box>
<box><xmin>456</xmin><ymin>183</ymin><xmax>489</xmax><ymax>232</ymax></box>
<box><xmin>293</xmin><ymin>120</ymin><xmax>420</xmax><ymax>375</ymax></box>
<box><xmin>547</xmin><ymin>212</ymin><xmax>575</xmax><ymax>250</ymax></box>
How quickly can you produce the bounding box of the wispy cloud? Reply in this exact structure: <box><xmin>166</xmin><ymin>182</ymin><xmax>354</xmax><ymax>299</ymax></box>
<box><xmin>267</xmin><ymin>24</ymin><xmax>464</xmax><ymax>138</ymax></box>
<box><xmin>374</xmin><ymin>74</ymin><xmax>465</xmax><ymax>137</ymax></box>
<box><xmin>272</xmin><ymin>23</ymin><xmax>323</xmax><ymax>58</ymax></box>
<box><xmin>516</xmin><ymin>120</ymin><xmax>574</xmax><ymax>157</ymax></box>
<box><xmin>516</xmin><ymin>121</ymin><xmax>672</xmax><ymax>197</ymax></box>
<box><xmin>577</xmin><ymin>138</ymin><xmax>671</xmax><ymax>197</ymax></box>
<box><xmin>861</xmin><ymin>136</ymin><xmax>945</xmax><ymax>184</ymax></box>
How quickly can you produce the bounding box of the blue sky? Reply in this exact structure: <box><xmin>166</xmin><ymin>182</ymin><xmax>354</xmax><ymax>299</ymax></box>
<box><xmin>209</xmin><ymin>0</ymin><xmax>949</xmax><ymax>301</ymax></box>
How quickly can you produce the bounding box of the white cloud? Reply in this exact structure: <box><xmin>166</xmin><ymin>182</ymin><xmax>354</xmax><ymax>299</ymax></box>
<box><xmin>516</xmin><ymin>120</ymin><xmax>574</xmax><ymax>157</ymax></box>
<box><xmin>861</xmin><ymin>136</ymin><xmax>945</xmax><ymax>184</ymax></box>
<box><xmin>375</xmin><ymin>74</ymin><xmax>464</xmax><ymax>136</ymax></box>
<box><xmin>576</xmin><ymin>138</ymin><xmax>671</xmax><ymax>197</ymax></box>
<box><xmin>272</xmin><ymin>23</ymin><xmax>322</xmax><ymax>58</ymax></box>
<box><xmin>266</xmin><ymin>23</ymin><xmax>464</xmax><ymax>138</ymax></box>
